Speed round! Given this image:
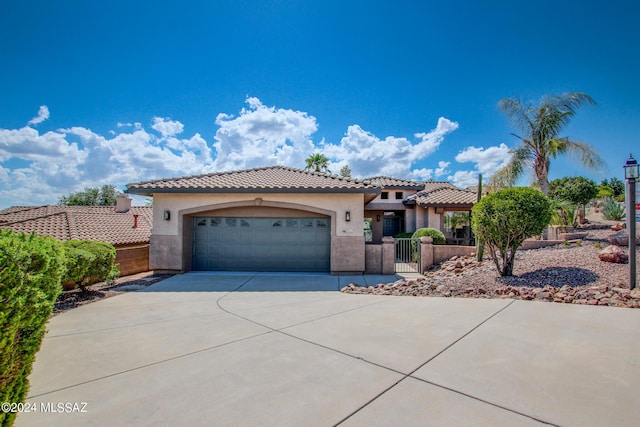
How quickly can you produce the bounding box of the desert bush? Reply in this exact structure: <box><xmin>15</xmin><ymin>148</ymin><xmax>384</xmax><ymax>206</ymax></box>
<box><xmin>0</xmin><ymin>230</ymin><xmax>65</xmax><ymax>426</ymax></box>
<box><xmin>472</xmin><ymin>187</ymin><xmax>551</xmax><ymax>276</ymax></box>
<box><xmin>602</xmin><ymin>197</ymin><xmax>626</xmax><ymax>221</ymax></box>
<box><xmin>61</xmin><ymin>240</ymin><xmax>119</xmax><ymax>289</ymax></box>
<box><xmin>411</xmin><ymin>228</ymin><xmax>446</xmax><ymax>245</ymax></box>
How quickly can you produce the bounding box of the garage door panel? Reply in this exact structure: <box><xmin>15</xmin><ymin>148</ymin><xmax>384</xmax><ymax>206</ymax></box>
<box><xmin>193</xmin><ymin>216</ymin><xmax>331</xmax><ymax>272</ymax></box>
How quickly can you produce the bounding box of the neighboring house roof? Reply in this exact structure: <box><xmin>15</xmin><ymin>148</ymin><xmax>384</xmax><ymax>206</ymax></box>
<box><xmin>366</xmin><ymin>176</ymin><xmax>424</xmax><ymax>190</ymax></box>
<box><xmin>408</xmin><ymin>187</ymin><xmax>478</xmax><ymax>208</ymax></box>
<box><xmin>126</xmin><ymin>166</ymin><xmax>380</xmax><ymax>196</ymax></box>
<box><xmin>0</xmin><ymin>205</ymin><xmax>152</xmax><ymax>246</ymax></box>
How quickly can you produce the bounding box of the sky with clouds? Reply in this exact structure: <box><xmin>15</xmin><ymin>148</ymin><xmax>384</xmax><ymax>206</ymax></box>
<box><xmin>1</xmin><ymin>1</ymin><xmax>639</xmax><ymax>208</ymax></box>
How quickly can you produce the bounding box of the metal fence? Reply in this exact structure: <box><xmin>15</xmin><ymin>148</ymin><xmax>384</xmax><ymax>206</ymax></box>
<box><xmin>393</xmin><ymin>238</ymin><xmax>421</xmax><ymax>273</ymax></box>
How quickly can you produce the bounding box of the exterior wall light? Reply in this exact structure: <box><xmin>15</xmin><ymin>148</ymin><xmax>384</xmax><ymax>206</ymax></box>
<box><xmin>164</xmin><ymin>210</ymin><xmax>171</xmax><ymax>221</ymax></box>
<box><xmin>345</xmin><ymin>211</ymin><xmax>351</xmax><ymax>222</ymax></box>
<box><xmin>376</xmin><ymin>214</ymin><xmax>381</xmax><ymax>222</ymax></box>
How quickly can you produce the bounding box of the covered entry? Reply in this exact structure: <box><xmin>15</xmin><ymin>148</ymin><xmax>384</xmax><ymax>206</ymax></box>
<box><xmin>192</xmin><ymin>216</ymin><xmax>331</xmax><ymax>272</ymax></box>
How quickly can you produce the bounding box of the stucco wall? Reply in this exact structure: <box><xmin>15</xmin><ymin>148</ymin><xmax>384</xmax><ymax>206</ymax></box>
<box><xmin>150</xmin><ymin>192</ymin><xmax>366</xmax><ymax>273</ymax></box>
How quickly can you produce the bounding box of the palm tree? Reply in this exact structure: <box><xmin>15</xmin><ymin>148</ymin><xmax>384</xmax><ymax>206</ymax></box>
<box><xmin>490</xmin><ymin>92</ymin><xmax>605</xmax><ymax>195</ymax></box>
<box><xmin>304</xmin><ymin>153</ymin><xmax>331</xmax><ymax>173</ymax></box>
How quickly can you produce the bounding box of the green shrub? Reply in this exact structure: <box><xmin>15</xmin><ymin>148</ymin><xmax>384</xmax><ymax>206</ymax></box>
<box><xmin>472</xmin><ymin>187</ymin><xmax>551</xmax><ymax>276</ymax></box>
<box><xmin>411</xmin><ymin>228</ymin><xmax>446</xmax><ymax>245</ymax></box>
<box><xmin>596</xmin><ymin>185</ymin><xmax>614</xmax><ymax>199</ymax></box>
<box><xmin>0</xmin><ymin>230</ymin><xmax>65</xmax><ymax>426</ymax></box>
<box><xmin>393</xmin><ymin>232</ymin><xmax>414</xmax><ymax>238</ymax></box>
<box><xmin>602</xmin><ymin>197</ymin><xmax>626</xmax><ymax>221</ymax></box>
<box><xmin>61</xmin><ymin>240</ymin><xmax>119</xmax><ymax>289</ymax></box>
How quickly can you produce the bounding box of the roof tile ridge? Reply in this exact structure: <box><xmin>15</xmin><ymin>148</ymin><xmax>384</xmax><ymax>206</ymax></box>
<box><xmin>65</xmin><ymin>211</ymin><xmax>79</xmax><ymax>240</ymax></box>
<box><xmin>0</xmin><ymin>211</ymin><xmax>67</xmax><ymax>226</ymax></box>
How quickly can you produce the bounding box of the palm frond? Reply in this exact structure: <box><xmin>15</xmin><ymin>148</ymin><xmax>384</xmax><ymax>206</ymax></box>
<box><xmin>488</xmin><ymin>145</ymin><xmax>532</xmax><ymax>190</ymax></box>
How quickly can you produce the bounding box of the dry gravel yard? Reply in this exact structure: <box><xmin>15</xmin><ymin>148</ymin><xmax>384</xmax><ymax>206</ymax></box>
<box><xmin>342</xmin><ymin>226</ymin><xmax>640</xmax><ymax>308</ymax></box>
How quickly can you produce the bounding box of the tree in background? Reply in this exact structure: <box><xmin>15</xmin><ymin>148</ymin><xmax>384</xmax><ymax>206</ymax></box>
<box><xmin>339</xmin><ymin>165</ymin><xmax>352</xmax><ymax>177</ymax></box>
<box><xmin>548</xmin><ymin>176</ymin><xmax>598</xmax><ymax>225</ymax></box>
<box><xmin>58</xmin><ymin>185</ymin><xmax>124</xmax><ymax>206</ymax></box>
<box><xmin>304</xmin><ymin>153</ymin><xmax>331</xmax><ymax>173</ymax></box>
<box><xmin>601</xmin><ymin>177</ymin><xmax>624</xmax><ymax>197</ymax></box>
<box><xmin>472</xmin><ymin>187</ymin><xmax>551</xmax><ymax>276</ymax></box>
<box><xmin>548</xmin><ymin>176</ymin><xmax>598</xmax><ymax>206</ymax></box>
<box><xmin>490</xmin><ymin>92</ymin><xmax>605</xmax><ymax>195</ymax></box>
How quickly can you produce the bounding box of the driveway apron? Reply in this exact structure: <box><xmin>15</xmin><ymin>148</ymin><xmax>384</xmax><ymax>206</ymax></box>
<box><xmin>17</xmin><ymin>272</ymin><xmax>640</xmax><ymax>427</ymax></box>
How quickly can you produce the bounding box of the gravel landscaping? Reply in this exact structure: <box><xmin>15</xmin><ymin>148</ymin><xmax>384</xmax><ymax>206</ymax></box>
<box><xmin>342</xmin><ymin>226</ymin><xmax>640</xmax><ymax>308</ymax></box>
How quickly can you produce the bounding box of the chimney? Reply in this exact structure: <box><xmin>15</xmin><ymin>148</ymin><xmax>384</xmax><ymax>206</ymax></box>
<box><xmin>133</xmin><ymin>214</ymin><xmax>139</xmax><ymax>229</ymax></box>
<box><xmin>115</xmin><ymin>197</ymin><xmax>132</xmax><ymax>213</ymax></box>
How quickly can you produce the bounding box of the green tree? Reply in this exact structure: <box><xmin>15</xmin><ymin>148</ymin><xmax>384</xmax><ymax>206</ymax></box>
<box><xmin>601</xmin><ymin>177</ymin><xmax>624</xmax><ymax>197</ymax></box>
<box><xmin>58</xmin><ymin>185</ymin><xmax>124</xmax><ymax>206</ymax></box>
<box><xmin>548</xmin><ymin>176</ymin><xmax>598</xmax><ymax>206</ymax></box>
<box><xmin>491</xmin><ymin>92</ymin><xmax>605</xmax><ymax>195</ymax></box>
<box><xmin>548</xmin><ymin>176</ymin><xmax>598</xmax><ymax>225</ymax></box>
<box><xmin>304</xmin><ymin>153</ymin><xmax>331</xmax><ymax>173</ymax></box>
<box><xmin>339</xmin><ymin>165</ymin><xmax>352</xmax><ymax>177</ymax></box>
<box><xmin>472</xmin><ymin>187</ymin><xmax>551</xmax><ymax>276</ymax></box>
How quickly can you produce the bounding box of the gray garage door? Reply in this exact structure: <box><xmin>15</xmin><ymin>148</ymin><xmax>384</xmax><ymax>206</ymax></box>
<box><xmin>192</xmin><ymin>216</ymin><xmax>331</xmax><ymax>272</ymax></box>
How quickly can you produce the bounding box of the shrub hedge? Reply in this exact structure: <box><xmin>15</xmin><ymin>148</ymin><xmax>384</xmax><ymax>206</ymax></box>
<box><xmin>411</xmin><ymin>227</ymin><xmax>446</xmax><ymax>245</ymax></box>
<box><xmin>61</xmin><ymin>240</ymin><xmax>119</xmax><ymax>289</ymax></box>
<box><xmin>0</xmin><ymin>230</ymin><xmax>65</xmax><ymax>426</ymax></box>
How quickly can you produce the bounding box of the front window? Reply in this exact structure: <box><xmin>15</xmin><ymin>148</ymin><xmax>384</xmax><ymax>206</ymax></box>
<box><xmin>381</xmin><ymin>191</ymin><xmax>389</xmax><ymax>200</ymax></box>
<box><xmin>443</xmin><ymin>211</ymin><xmax>474</xmax><ymax>245</ymax></box>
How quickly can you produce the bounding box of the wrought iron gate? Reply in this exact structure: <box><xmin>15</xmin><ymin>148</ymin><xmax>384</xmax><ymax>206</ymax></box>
<box><xmin>394</xmin><ymin>238</ymin><xmax>421</xmax><ymax>273</ymax></box>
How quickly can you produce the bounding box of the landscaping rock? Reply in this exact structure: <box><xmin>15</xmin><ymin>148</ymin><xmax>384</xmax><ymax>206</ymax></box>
<box><xmin>599</xmin><ymin>245</ymin><xmax>629</xmax><ymax>263</ymax></box>
<box><xmin>608</xmin><ymin>230</ymin><xmax>630</xmax><ymax>246</ymax></box>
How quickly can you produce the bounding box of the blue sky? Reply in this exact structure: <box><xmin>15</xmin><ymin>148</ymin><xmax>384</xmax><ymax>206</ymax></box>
<box><xmin>1</xmin><ymin>0</ymin><xmax>639</xmax><ymax>207</ymax></box>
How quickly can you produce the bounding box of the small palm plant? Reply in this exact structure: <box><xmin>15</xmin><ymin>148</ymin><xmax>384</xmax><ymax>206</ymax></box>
<box><xmin>304</xmin><ymin>153</ymin><xmax>331</xmax><ymax>173</ymax></box>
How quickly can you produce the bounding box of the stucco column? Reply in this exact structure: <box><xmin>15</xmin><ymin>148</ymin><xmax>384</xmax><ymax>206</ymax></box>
<box><xmin>420</xmin><ymin>236</ymin><xmax>434</xmax><ymax>273</ymax></box>
<box><xmin>381</xmin><ymin>236</ymin><xmax>395</xmax><ymax>275</ymax></box>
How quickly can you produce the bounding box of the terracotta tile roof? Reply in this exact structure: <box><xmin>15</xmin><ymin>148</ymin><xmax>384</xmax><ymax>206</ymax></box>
<box><xmin>126</xmin><ymin>166</ymin><xmax>380</xmax><ymax>195</ymax></box>
<box><xmin>422</xmin><ymin>181</ymin><xmax>457</xmax><ymax>192</ymax></box>
<box><xmin>409</xmin><ymin>187</ymin><xmax>478</xmax><ymax>207</ymax></box>
<box><xmin>0</xmin><ymin>205</ymin><xmax>152</xmax><ymax>246</ymax></box>
<box><xmin>366</xmin><ymin>176</ymin><xmax>424</xmax><ymax>190</ymax></box>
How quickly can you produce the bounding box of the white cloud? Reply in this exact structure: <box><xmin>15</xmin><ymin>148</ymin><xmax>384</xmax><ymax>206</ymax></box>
<box><xmin>0</xmin><ymin>99</ymin><xmax>461</xmax><ymax>207</ymax></box>
<box><xmin>448</xmin><ymin>170</ymin><xmax>480</xmax><ymax>188</ymax></box>
<box><xmin>212</xmin><ymin>97</ymin><xmax>317</xmax><ymax>171</ymax></box>
<box><xmin>322</xmin><ymin>118</ymin><xmax>458</xmax><ymax>178</ymax></box>
<box><xmin>410</xmin><ymin>161</ymin><xmax>451</xmax><ymax>181</ymax></box>
<box><xmin>447</xmin><ymin>143</ymin><xmax>512</xmax><ymax>188</ymax></box>
<box><xmin>0</xmin><ymin>115</ymin><xmax>214</xmax><ymax>206</ymax></box>
<box><xmin>27</xmin><ymin>105</ymin><xmax>50</xmax><ymax>126</ymax></box>
<box><xmin>151</xmin><ymin>117</ymin><xmax>184</xmax><ymax>137</ymax></box>
<box><xmin>454</xmin><ymin>143</ymin><xmax>511</xmax><ymax>175</ymax></box>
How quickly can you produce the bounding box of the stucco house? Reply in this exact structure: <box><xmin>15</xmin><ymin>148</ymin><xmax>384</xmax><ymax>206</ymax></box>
<box><xmin>126</xmin><ymin>166</ymin><xmax>479</xmax><ymax>274</ymax></box>
<box><xmin>126</xmin><ymin>166</ymin><xmax>379</xmax><ymax>274</ymax></box>
<box><xmin>0</xmin><ymin>201</ymin><xmax>152</xmax><ymax>276</ymax></box>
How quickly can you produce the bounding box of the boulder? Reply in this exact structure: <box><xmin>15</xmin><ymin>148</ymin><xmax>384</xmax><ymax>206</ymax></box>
<box><xmin>611</xmin><ymin>222</ymin><xmax>626</xmax><ymax>231</ymax></box>
<box><xmin>599</xmin><ymin>245</ymin><xmax>629</xmax><ymax>263</ymax></box>
<box><xmin>608</xmin><ymin>230</ymin><xmax>629</xmax><ymax>246</ymax></box>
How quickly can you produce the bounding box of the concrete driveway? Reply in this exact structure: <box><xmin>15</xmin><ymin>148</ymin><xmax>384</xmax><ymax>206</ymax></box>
<box><xmin>17</xmin><ymin>272</ymin><xmax>640</xmax><ymax>426</ymax></box>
